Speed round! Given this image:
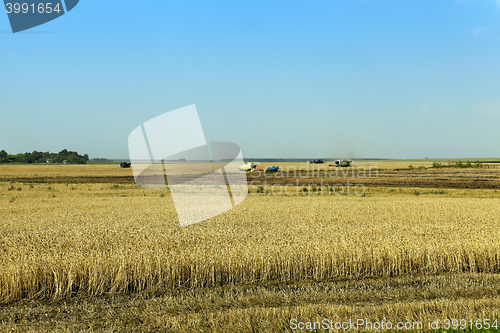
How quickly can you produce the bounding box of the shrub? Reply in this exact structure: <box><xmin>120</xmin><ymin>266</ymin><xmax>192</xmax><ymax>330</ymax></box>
<box><xmin>432</xmin><ymin>162</ymin><xmax>443</xmax><ymax>168</ymax></box>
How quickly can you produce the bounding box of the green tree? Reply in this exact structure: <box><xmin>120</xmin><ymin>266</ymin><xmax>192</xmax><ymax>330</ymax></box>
<box><xmin>0</xmin><ymin>150</ymin><xmax>7</xmax><ymax>163</ymax></box>
<box><xmin>1</xmin><ymin>149</ymin><xmax>88</xmax><ymax>164</ymax></box>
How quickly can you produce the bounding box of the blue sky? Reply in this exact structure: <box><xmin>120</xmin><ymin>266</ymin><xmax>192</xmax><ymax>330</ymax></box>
<box><xmin>1</xmin><ymin>0</ymin><xmax>499</xmax><ymax>159</ymax></box>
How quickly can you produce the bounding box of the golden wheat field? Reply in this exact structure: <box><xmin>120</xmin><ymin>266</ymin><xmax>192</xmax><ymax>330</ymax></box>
<box><xmin>1</xmin><ymin>163</ymin><xmax>500</xmax><ymax>332</ymax></box>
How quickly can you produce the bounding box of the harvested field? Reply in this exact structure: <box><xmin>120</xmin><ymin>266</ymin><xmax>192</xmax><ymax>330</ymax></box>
<box><xmin>2</xmin><ymin>162</ymin><xmax>499</xmax><ymax>189</ymax></box>
<box><xmin>1</xmin><ymin>163</ymin><xmax>500</xmax><ymax>331</ymax></box>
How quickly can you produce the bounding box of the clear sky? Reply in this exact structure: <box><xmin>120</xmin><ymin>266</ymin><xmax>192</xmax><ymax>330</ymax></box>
<box><xmin>1</xmin><ymin>0</ymin><xmax>499</xmax><ymax>159</ymax></box>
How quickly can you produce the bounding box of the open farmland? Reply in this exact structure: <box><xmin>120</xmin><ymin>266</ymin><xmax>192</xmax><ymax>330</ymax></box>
<box><xmin>1</xmin><ymin>162</ymin><xmax>500</xmax><ymax>332</ymax></box>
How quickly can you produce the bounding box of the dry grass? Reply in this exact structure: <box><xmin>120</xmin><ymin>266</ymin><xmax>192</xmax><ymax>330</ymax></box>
<box><xmin>1</xmin><ymin>274</ymin><xmax>500</xmax><ymax>332</ymax></box>
<box><xmin>250</xmin><ymin>159</ymin><xmax>500</xmax><ymax>171</ymax></box>
<box><xmin>0</xmin><ymin>164</ymin><xmax>133</xmax><ymax>178</ymax></box>
<box><xmin>1</xmin><ymin>164</ymin><xmax>500</xmax><ymax>331</ymax></box>
<box><xmin>0</xmin><ymin>159</ymin><xmax>497</xmax><ymax>179</ymax></box>
<box><xmin>2</xmin><ymin>181</ymin><xmax>500</xmax><ymax>303</ymax></box>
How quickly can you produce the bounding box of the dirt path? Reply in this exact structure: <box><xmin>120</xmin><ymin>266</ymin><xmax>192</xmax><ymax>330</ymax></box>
<box><xmin>1</xmin><ymin>168</ymin><xmax>499</xmax><ymax>189</ymax></box>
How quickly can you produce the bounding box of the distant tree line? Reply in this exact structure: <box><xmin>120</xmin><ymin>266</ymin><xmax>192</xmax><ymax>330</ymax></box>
<box><xmin>0</xmin><ymin>149</ymin><xmax>89</xmax><ymax>164</ymax></box>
